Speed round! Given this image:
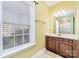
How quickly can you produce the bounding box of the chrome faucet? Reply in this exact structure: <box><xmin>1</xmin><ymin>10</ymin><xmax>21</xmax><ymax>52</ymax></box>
<box><xmin>59</xmin><ymin>33</ymin><xmax>61</xmax><ymax>36</ymax></box>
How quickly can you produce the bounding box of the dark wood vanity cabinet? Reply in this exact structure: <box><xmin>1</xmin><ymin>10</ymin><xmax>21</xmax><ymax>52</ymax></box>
<box><xmin>45</xmin><ymin>36</ymin><xmax>79</xmax><ymax>58</ymax></box>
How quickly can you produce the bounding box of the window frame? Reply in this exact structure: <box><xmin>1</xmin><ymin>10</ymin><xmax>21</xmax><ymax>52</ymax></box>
<box><xmin>0</xmin><ymin>1</ymin><xmax>35</xmax><ymax>58</ymax></box>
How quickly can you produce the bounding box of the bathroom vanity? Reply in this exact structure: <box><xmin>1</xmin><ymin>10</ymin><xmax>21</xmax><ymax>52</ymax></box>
<box><xmin>45</xmin><ymin>33</ymin><xmax>79</xmax><ymax>58</ymax></box>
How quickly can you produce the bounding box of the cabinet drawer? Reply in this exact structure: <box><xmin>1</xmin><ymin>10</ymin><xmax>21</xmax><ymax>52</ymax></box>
<box><xmin>46</xmin><ymin>36</ymin><xmax>52</xmax><ymax>41</ymax></box>
<box><xmin>52</xmin><ymin>37</ymin><xmax>57</xmax><ymax>40</ymax></box>
<box><xmin>58</xmin><ymin>38</ymin><xmax>67</xmax><ymax>43</ymax></box>
<box><xmin>59</xmin><ymin>43</ymin><xmax>73</xmax><ymax>57</ymax></box>
<box><xmin>66</xmin><ymin>39</ymin><xmax>73</xmax><ymax>45</ymax></box>
<box><xmin>56</xmin><ymin>37</ymin><xmax>64</xmax><ymax>42</ymax></box>
<box><xmin>68</xmin><ymin>39</ymin><xmax>73</xmax><ymax>43</ymax></box>
<box><xmin>61</xmin><ymin>38</ymin><xmax>73</xmax><ymax>45</ymax></box>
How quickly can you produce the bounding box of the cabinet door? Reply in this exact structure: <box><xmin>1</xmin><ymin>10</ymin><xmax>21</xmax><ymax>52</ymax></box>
<box><xmin>59</xmin><ymin>43</ymin><xmax>73</xmax><ymax>57</ymax></box>
<box><xmin>51</xmin><ymin>39</ymin><xmax>56</xmax><ymax>51</ymax></box>
<box><xmin>55</xmin><ymin>41</ymin><xmax>60</xmax><ymax>53</ymax></box>
<box><xmin>47</xmin><ymin>40</ymin><xmax>53</xmax><ymax>49</ymax></box>
<box><xmin>72</xmin><ymin>40</ymin><xmax>78</xmax><ymax>57</ymax></box>
<box><xmin>47</xmin><ymin>39</ymin><xmax>56</xmax><ymax>51</ymax></box>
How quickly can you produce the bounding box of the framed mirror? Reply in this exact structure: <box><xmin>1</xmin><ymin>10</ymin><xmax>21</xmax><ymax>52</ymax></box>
<box><xmin>53</xmin><ymin>9</ymin><xmax>75</xmax><ymax>34</ymax></box>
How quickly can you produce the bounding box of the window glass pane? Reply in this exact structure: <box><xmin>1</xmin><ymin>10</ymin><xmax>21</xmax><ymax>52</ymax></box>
<box><xmin>15</xmin><ymin>36</ymin><xmax>23</xmax><ymax>46</ymax></box>
<box><xmin>2</xmin><ymin>22</ymin><xmax>14</xmax><ymax>50</ymax></box>
<box><xmin>3</xmin><ymin>23</ymin><xmax>14</xmax><ymax>36</ymax></box>
<box><xmin>24</xmin><ymin>26</ymin><xmax>29</xmax><ymax>34</ymax></box>
<box><xmin>3</xmin><ymin>36</ymin><xmax>14</xmax><ymax>50</ymax></box>
<box><xmin>2</xmin><ymin>10</ymin><xmax>16</xmax><ymax>23</ymax></box>
<box><xmin>24</xmin><ymin>35</ymin><xmax>29</xmax><ymax>43</ymax></box>
<box><xmin>2</xmin><ymin>1</ymin><xmax>29</xmax><ymax>25</ymax></box>
<box><xmin>17</xmin><ymin>14</ymin><xmax>29</xmax><ymax>25</ymax></box>
<box><xmin>14</xmin><ymin>25</ymin><xmax>23</xmax><ymax>35</ymax></box>
<box><xmin>2</xmin><ymin>1</ymin><xmax>31</xmax><ymax>51</ymax></box>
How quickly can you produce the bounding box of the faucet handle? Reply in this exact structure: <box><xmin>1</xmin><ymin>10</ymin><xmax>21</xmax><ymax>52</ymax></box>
<box><xmin>59</xmin><ymin>33</ymin><xmax>61</xmax><ymax>36</ymax></box>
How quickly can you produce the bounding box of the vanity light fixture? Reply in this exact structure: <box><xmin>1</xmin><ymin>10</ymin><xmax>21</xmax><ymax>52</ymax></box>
<box><xmin>53</xmin><ymin>9</ymin><xmax>74</xmax><ymax>18</ymax></box>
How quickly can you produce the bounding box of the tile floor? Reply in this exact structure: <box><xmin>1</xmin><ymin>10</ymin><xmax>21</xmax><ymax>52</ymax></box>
<box><xmin>32</xmin><ymin>48</ymin><xmax>63</xmax><ymax>58</ymax></box>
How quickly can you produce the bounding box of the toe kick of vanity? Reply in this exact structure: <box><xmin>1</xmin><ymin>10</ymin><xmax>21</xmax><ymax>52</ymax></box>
<box><xmin>45</xmin><ymin>35</ymin><xmax>79</xmax><ymax>58</ymax></box>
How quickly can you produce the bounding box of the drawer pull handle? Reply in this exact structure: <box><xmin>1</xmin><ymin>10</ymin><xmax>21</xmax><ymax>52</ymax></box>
<box><xmin>68</xmin><ymin>40</ymin><xmax>73</xmax><ymax>43</ymax></box>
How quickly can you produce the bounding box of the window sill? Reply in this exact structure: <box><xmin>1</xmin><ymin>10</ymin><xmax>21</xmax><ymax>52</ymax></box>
<box><xmin>0</xmin><ymin>42</ymin><xmax>36</xmax><ymax>58</ymax></box>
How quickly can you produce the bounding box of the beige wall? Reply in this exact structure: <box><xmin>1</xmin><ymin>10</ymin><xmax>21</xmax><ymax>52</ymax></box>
<box><xmin>9</xmin><ymin>1</ymin><xmax>50</xmax><ymax>58</ymax></box>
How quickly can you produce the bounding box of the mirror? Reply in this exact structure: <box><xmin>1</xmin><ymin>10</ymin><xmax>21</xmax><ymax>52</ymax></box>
<box><xmin>53</xmin><ymin>9</ymin><xmax>75</xmax><ymax>34</ymax></box>
<box><xmin>58</xmin><ymin>16</ymin><xmax>74</xmax><ymax>34</ymax></box>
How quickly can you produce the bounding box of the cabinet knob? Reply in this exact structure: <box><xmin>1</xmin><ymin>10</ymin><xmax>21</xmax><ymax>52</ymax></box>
<box><xmin>68</xmin><ymin>40</ymin><xmax>73</xmax><ymax>43</ymax></box>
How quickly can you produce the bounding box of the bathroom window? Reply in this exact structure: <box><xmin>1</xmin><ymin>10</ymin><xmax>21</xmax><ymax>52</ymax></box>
<box><xmin>0</xmin><ymin>1</ymin><xmax>35</xmax><ymax>57</ymax></box>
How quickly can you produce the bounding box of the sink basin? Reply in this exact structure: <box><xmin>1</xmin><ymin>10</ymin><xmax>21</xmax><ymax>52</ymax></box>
<box><xmin>60</xmin><ymin>34</ymin><xmax>79</xmax><ymax>39</ymax></box>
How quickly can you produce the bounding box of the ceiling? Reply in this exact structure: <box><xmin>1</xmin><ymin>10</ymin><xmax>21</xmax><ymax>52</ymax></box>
<box><xmin>45</xmin><ymin>1</ymin><xmax>61</xmax><ymax>7</ymax></box>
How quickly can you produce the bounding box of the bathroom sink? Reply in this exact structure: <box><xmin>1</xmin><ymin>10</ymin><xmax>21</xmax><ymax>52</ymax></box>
<box><xmin>60</xmin><ymin>34</ymin><xmax>79</xmax><ymax>39</ymax></box>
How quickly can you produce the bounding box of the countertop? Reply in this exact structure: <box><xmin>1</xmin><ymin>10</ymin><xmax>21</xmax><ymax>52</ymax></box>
<box><xmin>45</xmin><ymin>33</ymin><xmax>79</xmax><ymax>40</ymax></box>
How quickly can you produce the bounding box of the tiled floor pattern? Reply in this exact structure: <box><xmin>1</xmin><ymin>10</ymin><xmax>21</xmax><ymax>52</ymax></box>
<box><xmin>32</xmin><ymin>48</ymin><xmax>63</xmax><ymax>58</ymax></box>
